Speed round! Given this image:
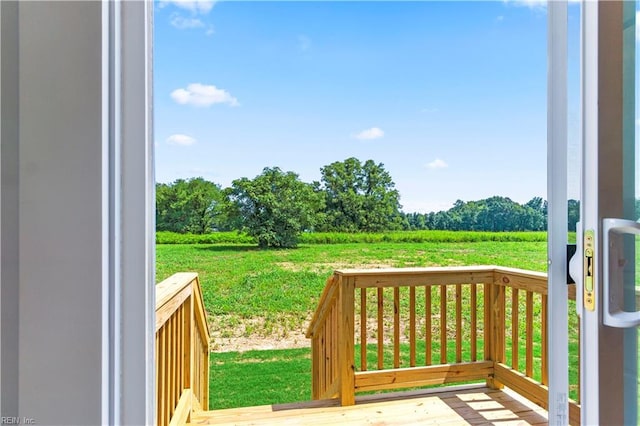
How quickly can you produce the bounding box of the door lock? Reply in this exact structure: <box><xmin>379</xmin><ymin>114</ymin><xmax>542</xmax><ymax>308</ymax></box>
<box><xmin>583</xmin><ymin>229</ymin><xmax>595</xmax><ymax>311</ymax></box>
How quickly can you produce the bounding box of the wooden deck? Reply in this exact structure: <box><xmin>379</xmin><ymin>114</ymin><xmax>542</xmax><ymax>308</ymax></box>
<box><xmin>190</xmin><ymin>385</ymin><xmax>550</xmax><ymax>425</ymax></box>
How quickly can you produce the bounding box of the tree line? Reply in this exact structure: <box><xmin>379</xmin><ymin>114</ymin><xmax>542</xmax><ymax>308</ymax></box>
<box><xmin>156</xmin><ymin>157</ymin><xmax>576</xmax><ymax>248</ymax></box>
<box><xmin>157</xmin><ymin>158</ymin><xmax>403</xmax><ymax>247</ymax></box>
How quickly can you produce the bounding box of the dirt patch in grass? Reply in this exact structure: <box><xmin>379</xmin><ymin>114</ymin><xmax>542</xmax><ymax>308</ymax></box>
<box><xmin>275</xmin><ymin>261</ymin><xmax>395</xmax><ymax>273</ymax></box>
<box><xmin>212</xmin><ymin>335</ymin><xmax>309</xmax><ymax>352</ymax></box>
<box><xmin>210</xmin><ymin>313</ymin><xmax>313</xmax><ymax>352</ymax></box>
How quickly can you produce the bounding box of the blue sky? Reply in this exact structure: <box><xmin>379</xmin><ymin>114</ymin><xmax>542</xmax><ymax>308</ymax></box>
<box><xmin>154</xmin><ymin>0</ymin><xmax>581</xmax><ymax>213</ymax></box>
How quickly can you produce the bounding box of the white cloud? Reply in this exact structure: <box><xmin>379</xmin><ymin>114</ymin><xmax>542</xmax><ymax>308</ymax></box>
<box><xmin>162</xmin><ymin>0</ymin><xmax>214</xmax><ymax>34</ymax></box>
<box><xmin>163</xmin><ymin>0</ymin><xmax>215</xmax><ymax>15</ymax></box>
<box><xmin>496</xmin><ymin>15</ymin><xmax>505</xmax><ymax>22</ymax></box>
<box><xmin>171</xmin><ymin>83</ymin><xmax>239</xmax><ymax>107</ymax></box>
<box><xmin>167</xmin><ymin>134</ymin><xmax>197</xmax><ymax>146</ymax></box>
<box><xmin>426</xmin><ymin>159</ymin><xmax>448</xmax><ymax>170</ymax></box>
<box><xmin>353</xmin><ymin>127</ymin><xmax>384</xmax><ymax>140</ymax></box>
<box><xmin>503</xmin><ymin>0</ymin><xmax>578</xmax><ymax>10</ymax></box>
<box><xmin>298</xmin><ymin>35</ymin><xmax>311</xmax><ymax>52</ymax></box>
<box><xmin>170</xmin><ymin>14</ymin><xmax>205</xmax><ymax>29</ymax></box>
<box><xmin>503</xmin><ymin>0</ymin><xmax>546</xmax><ymax>9</ymax></box>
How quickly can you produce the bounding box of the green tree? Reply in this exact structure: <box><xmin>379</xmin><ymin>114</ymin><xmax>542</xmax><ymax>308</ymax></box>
<box><xmin>417</xmin><ymin>196</ymin><xmax>547</xmax><ymax>232</ymax></box>
<box><xmin>567</xmin><ymin>199</ymin><xmax>580</xmax><ymax>232</ymax></box>
<box><xmin>524</xmin><ymin>197</ymin><xmax>546</xmax><ymax>231</ymax></box>
<box><xmin>226</xmin><ymin>167</ymin><xmax>324</xmax><ymax>248</ymax></box>
<box><xmin>156</xmin><ymin>177</ymin><xmax>224</xmax><ymax>234</ymax></box>
<box><xmin>318</xmin><ymin>158</ymin><xmax>402</xmax><ymax>232</ymax></box>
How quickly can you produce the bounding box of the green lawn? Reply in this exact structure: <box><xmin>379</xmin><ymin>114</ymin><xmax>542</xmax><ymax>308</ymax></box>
<box><xmin>210</xmin><ymin>348</ymin><xmax>312</xmax><ymax>409</ymax></box>
<box><xmin>157</xmin><ymin>240</ymin><xmax>548</xmax><ymax>330</ymax></box>
<box><xmin>156</xmin><ymin>235</ymin><xmax>580</xmax><ymax>409</ymax></box>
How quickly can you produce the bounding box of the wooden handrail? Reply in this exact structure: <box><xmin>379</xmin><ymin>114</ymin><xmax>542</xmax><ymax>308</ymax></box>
<box><xmin>306</xmin><ymin>274</ymin><xmax>339</xmax><ymax>338</ymax></box>
<box><xmin>156</xmin><ymin>273</ymin><xmax>210</xmax><ymax>426</ymax></box>
<box><xmin>308</xmin><ymin>266</ymin><xmax>581</xmax><ymax>425</ymax></box>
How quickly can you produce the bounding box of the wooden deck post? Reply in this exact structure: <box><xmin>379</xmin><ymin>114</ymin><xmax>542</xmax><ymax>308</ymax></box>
<box><xmin>311</xmin><ymin>337</ymin><xmax>319</xmax><ymax>399</ymax></box>
<box><xmin>338</xmin><ymin>275</ymin><xmax>356</xmax><ymax>406</ymax></box>
<box><xmin>486</xmin><ymin>276</ymin><xmax>505</xmax><ymax>390</ymax></box>
<box><xmin>487</xmin><ymin>277</ymin><xmax>506</xmax><ymax>390</ymax></box>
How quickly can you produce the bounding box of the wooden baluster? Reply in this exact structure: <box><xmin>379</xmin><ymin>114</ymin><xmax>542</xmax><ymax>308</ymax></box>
<box><xmin>377</xmin><ymin>287</ymin><xmax>384</xmax><ymax>370</ymax></box>
<box><xmin>526</xmin><ymin>291</ymin><xmax>534</xmax><ymax>378</ymax></box>
<box><xmin>360</xmin><ymin>288</ymin><xmax>367</xmax><ymax>372</ymax></box>
<box><xmin>165</xmin><ymin>321</ymin><xmax>171</xmax><ymax>422</ymax></box>
<box><xmin>331</xmin><ymin>306</ymin><xmax>335</xmax><ymax>390</ymax></box>
<box><xmin>169</xmin><ymin>316</ymin><xmax>175</xmax><ymax>416</ymax></box>
<box><xmin>484</xmin><ymin>283</ymin><xmax>491</xmax><ymax>362</ymax></box>
<box><xmin>327</xmin><ymin>318</ymin><xmax>332</xmax><ymax>395</ymax></box>
<box><xmin>326</xmin><ymin>310</ymin><xmax>331</xmax><ymax>391</ymax></box>
<box><xmin>512</xmin><ymin>288</ymin><xmax>519</xmax><ymax>370</ymax></box>
<box><xmin>440</xmin><ymin>285</ymin><xmax>447</xmax><ymax>364</ymax></box>
<box><xmin>184</xmin><ymin>295</ymin><xmax>192</xmax><ymax>391</ymax></box>
<box><xmin>410</xmin><ymin>286</ymin><xmax>416</xmax><ymax>367</ymax></box>
<box><xmin>577</xmin><ymin>320</ymin><xmax>581</xmax><ymax>403</ymax></box>
<box><xmin>330</xmin><ymin>304</ymin><xmax>339</xmax><ymax>384</ymax></box>
<box><xmin>498</xmin><ymin>285</ymin><xmax>506</xmax><ymax>365</ymax></box>
<box><xmin>455</xmin><ymin>284</ymin><xmax>462</xmax><ymax>363</ymax></box>
<box><xmin>541</xmin><ymin>294</ymin><xmax>548</xmax><ymax>386</ymax></box>
<box><xmin>158</xmin><ymin>330</ymin><xmax>164</xmax><ymax>426</ymax></box>
<box><xmin>320</xmin><ymin>323</ymin><xmax>325</xmax><ymax>396</ymax></box>
<box><xmin>470</xmin><ymin>283</ymin><xmax>477</xmax><ymax>362</ymax></box>
<box><xmin>393</xmin><ymin>287</ymin><xmax>400</xmax><ymax>369</ymax></box>
<box><xmin>425</xmin><ymin>286</ymin><xmax>432</xmax><ymax>366</ymax></box>
<box><xmin>312</xmin><ymin>336</ymin><xmax>319</xmax><ymax>399</ymax></box>
<box><xmin>178</xmin><ymin>305</ymin><xmax>183</xmax><ymax>398</ymax></box>
<box><xmin>204</xmin><ymin>308</ymin><xmax>210</xmax><ymax>410</ymax></box>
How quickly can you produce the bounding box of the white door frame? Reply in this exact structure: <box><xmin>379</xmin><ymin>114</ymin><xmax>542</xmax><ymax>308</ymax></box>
<box><xmin>579</xmin><ymin>1</ymin><xmax>627</xmax><ymax>424</ymax></box>
<box><xmin>547</xmin><ymin>1</ymin><xmax>570</xmax><ymax>424</ymax></box>
<box><xmin>0</xmin><ymin>1</ymin><xmax>154</xmax><ymax>423</ymax></box>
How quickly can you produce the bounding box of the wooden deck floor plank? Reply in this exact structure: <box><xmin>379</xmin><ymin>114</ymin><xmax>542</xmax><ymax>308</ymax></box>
<box><xmin>191</xmin><ymin>386</ymin><xmax>550</xmax><ymax>425</ymax></box>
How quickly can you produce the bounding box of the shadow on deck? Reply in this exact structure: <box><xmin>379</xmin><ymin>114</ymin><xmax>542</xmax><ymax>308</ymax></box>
<box><xmin>190</xmin><ymin>385</ymin><xmax>549</xmax><ymax>425</ymax></box>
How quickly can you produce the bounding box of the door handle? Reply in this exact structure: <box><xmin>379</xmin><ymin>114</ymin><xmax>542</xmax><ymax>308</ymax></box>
<box><xmin>602</xmin><ymin>218</ymin><xmax>640</xmax><ymax>328</ymax></box>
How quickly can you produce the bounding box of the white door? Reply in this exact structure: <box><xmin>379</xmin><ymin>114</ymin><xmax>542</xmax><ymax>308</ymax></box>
<box><xmin>578</xmin><ymin>1</ymin><xmax>639</xmax><ymax>424</ymax></box>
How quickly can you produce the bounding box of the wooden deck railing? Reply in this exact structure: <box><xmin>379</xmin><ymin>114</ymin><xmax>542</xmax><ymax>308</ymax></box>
<box><xmin>306</xmin><ymin>266</ymin><xmax>580</xmax><ymax>425</ymax></box>
<box><xmin>156</xmin><ymin>272</ymin><xmax>210</xmax><ymax>426</ymax></box>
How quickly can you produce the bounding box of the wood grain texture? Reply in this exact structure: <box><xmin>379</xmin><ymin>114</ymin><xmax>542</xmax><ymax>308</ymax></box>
<box><xmin>511</xmin><ymin>288</ymin><xmax>519</xmax><ymax>370</ymax></box>
<box><xmin>377</xmin><ymin>287</ymin><xmax>384</xmax><ymax>370</ymax></box>
<box><xmin>525</xmin><ymin>291</ymin><xmax>533</xmax><ymax>378</ymax></box>
<box><xmin>355</xmin><ymin>362</ymin><xmax>493</xmax><ymax>392</ymax></box>
<box><xmin>393</xmin><ymin>287</ymin><xmax>400</xmax><ymax>369</ymax></box>
<box><xmin>470</xmin><ymin>283</ymin><xmax>477</xmax><ymax>362</ymax></box>
<box><xmin>155</xmin><ymin>273</ymin><xmax>210</xmax><ymax>426</ymax></box>
<box><xmin>190</xmin><ymin>386</ymin><xmax>551</xmax><ymax>426</ymax></box>
<box><xmin>360</xmin><ymin>288</ymin><xmax>367</xmax><ymax>372</ymax></box>
<box><xmin>440</xmin><ymin>285</ymin><xmax>447</xmax><ymax>364</ymax></box>
<box><xmin>409</xmin><ymin>286</ymin><xmax>416</xmax><ymax>367</ymax></box>
<box><xmin>338</xmin><ymin>276</ymin><xmax>356</xmax><ymax>406</ymax></box>
<box><xmin>304</xmin><ymin>266</ymin><xmax>572</xmax><ymax>422</ymax></box>
<box><xmin>425</xmin><ymin>286</ymin><xmax>432</xmax><ymax>366</ymax></box>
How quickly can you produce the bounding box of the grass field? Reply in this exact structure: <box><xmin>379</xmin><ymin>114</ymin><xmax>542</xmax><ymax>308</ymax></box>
<box><xmin>157</xmin><ymin>230</ymin><xmax>549</xmax><ymax>245</ymax></box>
<box><xmin>157</xmin><ymin>239</ymin><xmax>548</xmax><ymax>333</ymax></box>
<box><xmin>156</xmin><ymin>232</ymin><xmax>580</xmax><ymax>410</ymax></box>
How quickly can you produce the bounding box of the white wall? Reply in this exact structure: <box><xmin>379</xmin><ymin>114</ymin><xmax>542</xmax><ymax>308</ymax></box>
<box><xmin>1</xmin><ymin>0</ymin><xmax>20</xmax><ymax>418</ymax></box>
